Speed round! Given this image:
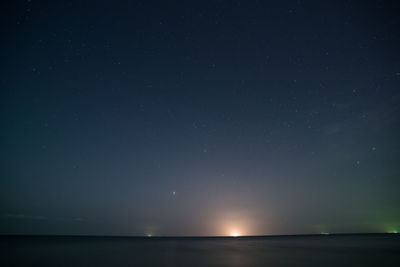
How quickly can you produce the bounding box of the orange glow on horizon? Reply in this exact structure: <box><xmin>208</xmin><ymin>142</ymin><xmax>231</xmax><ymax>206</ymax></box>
<box><xmin>231</xmin><ymin>231</ymin><xmax>239</xmax><ymax>237</ymax></box>
<box><xmin>211</xmin><ymin>209</ymin><xmax>264</xmax><ymax>237</ymax></box>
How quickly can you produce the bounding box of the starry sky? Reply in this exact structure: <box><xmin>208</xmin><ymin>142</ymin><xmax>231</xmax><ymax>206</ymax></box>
<box><xmin>1</xmin><ymin>0</ymin><xmax>400</xmax><ymax>236</ymax></box>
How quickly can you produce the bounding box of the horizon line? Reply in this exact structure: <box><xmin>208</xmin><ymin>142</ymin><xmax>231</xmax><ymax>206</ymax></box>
<box><xmin>1</xmin><ymin>232</ymin><xmax>397</xmax><ymax>238</ymax></box>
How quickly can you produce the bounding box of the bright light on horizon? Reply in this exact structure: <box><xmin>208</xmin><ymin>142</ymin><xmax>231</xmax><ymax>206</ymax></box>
<box><xmin>231</xmin><ymin>231</ymin><xmax>240</xmax><ymax>237</ymax></box>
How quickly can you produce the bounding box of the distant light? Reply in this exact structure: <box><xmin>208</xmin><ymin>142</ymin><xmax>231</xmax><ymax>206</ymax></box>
<box><xmin>147</xmin><ymin>234</ymin><xmax>152</xmax><ymax>237</ymax></box>
<box><xmin>231</xmin><ymin>232</ymin><xmax>239</xmax><ymax>237</ymax></box>
<box><xmin>321</xmin><ymin>232</ymin><xmax>330</xmax><ymax>235</ymax></box>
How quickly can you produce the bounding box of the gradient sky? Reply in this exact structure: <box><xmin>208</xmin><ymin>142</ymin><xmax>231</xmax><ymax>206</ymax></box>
<box><xmin>1</xmin><ymin>0</ymin><xmax>399</xmax><ymax>236</ymax></box>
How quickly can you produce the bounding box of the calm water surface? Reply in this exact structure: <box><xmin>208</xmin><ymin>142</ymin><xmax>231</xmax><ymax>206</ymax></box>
<box><xmin>2</xmin><ymin>234</ymin><xmax>400</xmax><ymax>266</ymax></box>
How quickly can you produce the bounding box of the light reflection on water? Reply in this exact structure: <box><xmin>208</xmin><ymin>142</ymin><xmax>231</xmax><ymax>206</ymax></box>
<box><xmin>2</xmin><ymin>235</ymin><xmax>400</xmax><ymax>266</ymax></box>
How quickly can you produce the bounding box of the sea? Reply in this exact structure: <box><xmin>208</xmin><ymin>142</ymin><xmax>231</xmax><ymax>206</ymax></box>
<box><xmin>2</xmin><ymin>234</ymin><xmax>399</xmax><ymax>266</ymax></box>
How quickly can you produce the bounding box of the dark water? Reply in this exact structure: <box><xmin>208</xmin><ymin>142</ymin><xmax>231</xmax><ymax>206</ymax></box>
<box><xmin>2</xmin><ymin>234</ymin><xmax>400</xmax><ymax>266</ymax></box>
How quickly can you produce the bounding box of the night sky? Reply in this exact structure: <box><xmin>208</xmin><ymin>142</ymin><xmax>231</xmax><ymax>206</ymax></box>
<box><xmin>1</xmin><ymin>1</ymin><xmax>400</xmax><ymax>236</ymax></box>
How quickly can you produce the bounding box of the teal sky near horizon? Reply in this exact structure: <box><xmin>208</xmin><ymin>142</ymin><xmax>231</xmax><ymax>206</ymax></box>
<box><xmin>1</xmin><ymin>0</ymin><xmax>400</xmax><ymax>236</ymax></box>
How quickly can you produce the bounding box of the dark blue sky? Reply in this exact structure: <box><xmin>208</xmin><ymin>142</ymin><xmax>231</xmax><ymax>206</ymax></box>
<box><xmin>1</xmin><ymin>0</ymin><xmax>399</xmax><ymax>236</ymax></box>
